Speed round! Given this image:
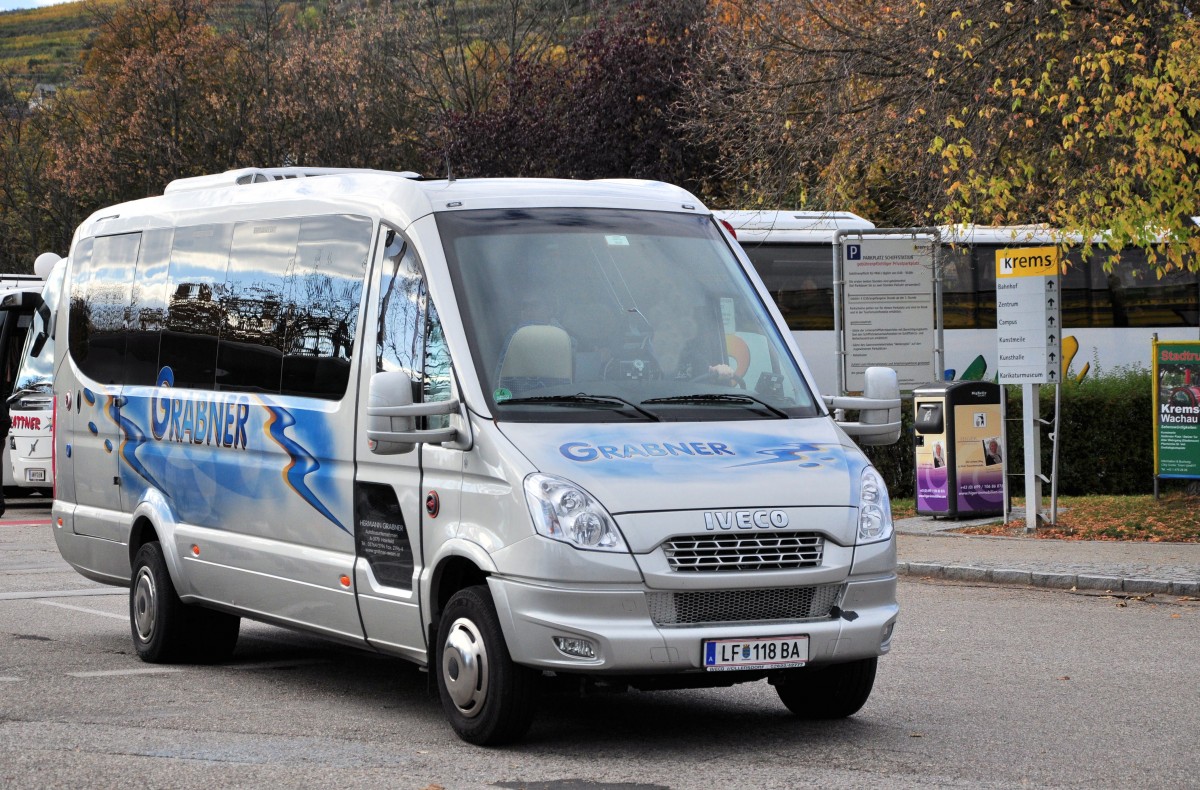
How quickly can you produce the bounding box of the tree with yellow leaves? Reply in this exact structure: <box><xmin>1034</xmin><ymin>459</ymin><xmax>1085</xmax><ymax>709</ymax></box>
<box><xmin>687</xmin><ymin>0</ymin><xmax>1200</xmax><ymax>272</ymax></box>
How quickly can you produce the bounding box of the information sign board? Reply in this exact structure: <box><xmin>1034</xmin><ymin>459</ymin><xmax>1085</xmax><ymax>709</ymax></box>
<box><xmin>1153</xmin><ymin>339</ymin><xmax>1200</xmax><ymax>479</ymax></box>
<box><xmin>995</xmin><ymin>246</ymin><xmax>1062</xmax><ymax>384</ymax></box>
<box><xmin>840</xmin><ymin>237</ymin><xmax>936</xmax><ymax>391</ymax></box>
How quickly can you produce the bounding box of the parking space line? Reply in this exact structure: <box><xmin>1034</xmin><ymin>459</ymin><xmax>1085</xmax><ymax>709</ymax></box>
<box><xmin>67</xmin><ymin>668</ymin><xmax>184</xmax><ymax>678</ymax></box>
<box><xmin>1</xmin><ymin>519</ymin><xmax>52</xmax><ymax>527</ymax></box>
<box><xmin>39</xmin><ymin>600</ymin><xmax>126</xmax><ymax>620</ymax></box>
<box><xmin>220</xmin><ymin>658</ymin><xmax>332</xmax><ymax>670</ymax></box>
<box><xmin>0</xmin><ymin>588</ymin><xmax>124</xmax><ymax>601</ymax></box>
<box><xmin>0</xmin><ymin>676</ymin><xmax>23</xmax><ymax>682</ymax></box>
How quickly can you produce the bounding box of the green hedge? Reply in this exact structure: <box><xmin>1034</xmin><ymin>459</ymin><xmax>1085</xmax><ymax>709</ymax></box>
<box><xmin>862</xmin><ymin>367</ymin><xmax>1158</xmax><ymax>498</ymax></box>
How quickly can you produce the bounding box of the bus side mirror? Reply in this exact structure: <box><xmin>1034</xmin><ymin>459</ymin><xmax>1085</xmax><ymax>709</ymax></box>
<box><xmin>824</xmin><ymin>367</ymin><xmax>902</xmax><ymax>446</ymax></box>
<box><xmin>367</xmin><ymin>370</ymin><xmax>461</xmax><ymax>455</ymax></box>
<box><xmin>859</xmin><ymin>367</ymin><xmax>902</xmax><ymax>445</ymax></box>
<box><xmin>368</xmin><ymin>371</ymin><xmax>417</xmax><ymax>455</ymax></box>
<box><xmin>30</xmin><ymin>331</ymin><xmax>48</xmax><ymax>359</ymax></box>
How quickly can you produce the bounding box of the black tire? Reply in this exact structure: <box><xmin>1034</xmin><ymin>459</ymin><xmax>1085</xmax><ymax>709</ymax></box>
<box><xmin>130</xmin><ymin>541</ymin><xmax>240</xmax><ymax>664</ymax></box>
<box><xmin>436</xmin><ymin>585</ymin><xmax>537</xmax><ymax>745</ymax></box>
<box><xmin>774</xmin><ymin>657</ymin><xmax>878</xmax><ymax>719</ymax></box>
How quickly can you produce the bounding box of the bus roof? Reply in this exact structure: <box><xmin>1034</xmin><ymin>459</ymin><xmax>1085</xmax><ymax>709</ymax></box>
<box><xmin>78</xmin><ymin>168</ymin><xmax>708</xmax><ymax>241</ymax></box>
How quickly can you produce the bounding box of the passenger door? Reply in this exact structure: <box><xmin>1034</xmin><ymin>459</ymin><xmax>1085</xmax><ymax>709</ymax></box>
<box><xmin>353</xmin><ymin>227</ymin><xmax>462</xmax><ymax>663</ymax></box>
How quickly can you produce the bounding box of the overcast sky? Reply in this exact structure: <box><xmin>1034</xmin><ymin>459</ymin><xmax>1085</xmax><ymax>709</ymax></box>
<box><xmin>0</xmin><ymin>0</ymin><xmax>75</xmax><ymax>12</ymax></box>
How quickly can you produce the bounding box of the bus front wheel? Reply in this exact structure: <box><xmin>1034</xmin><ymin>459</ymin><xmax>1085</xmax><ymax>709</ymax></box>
<box><xmin>436</xmin><ymin>585</ymin><xmax>537</xmax><ymax>745</ymax></box>
<box><xmin>773</xmin><ymin>657</ymin><xmax>877</xmax><ymax>719</ymax></box>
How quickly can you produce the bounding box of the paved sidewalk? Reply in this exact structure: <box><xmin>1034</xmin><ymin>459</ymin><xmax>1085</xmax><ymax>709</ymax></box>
<box><xmin>896</xmin><ymin>515</ymin><xmax>1200</xmax><ymax>596</ymax></box>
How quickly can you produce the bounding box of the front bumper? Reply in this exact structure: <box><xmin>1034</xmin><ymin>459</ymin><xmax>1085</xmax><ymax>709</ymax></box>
<box><xmin>487</xmin><ymin>573</ymin><xmax>898</xmax><ymax>674</ymax></box>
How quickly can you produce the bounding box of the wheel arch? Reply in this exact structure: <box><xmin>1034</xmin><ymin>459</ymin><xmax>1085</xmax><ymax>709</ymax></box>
<box><xmin>126</xmin><ymin>489</ymin><xmax>185</xmax><ymax>590</ymax></box>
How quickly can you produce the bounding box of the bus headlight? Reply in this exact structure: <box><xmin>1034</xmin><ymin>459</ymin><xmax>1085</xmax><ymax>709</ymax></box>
<box><xmin>857</xmin><ymin>467</ymin><xmax>893</xmax><ymax>544</ymax></box>
<box><xmin>524</xmin><ymin>474</ymin><xmax>628</xmax><ymax>552</ymax></box>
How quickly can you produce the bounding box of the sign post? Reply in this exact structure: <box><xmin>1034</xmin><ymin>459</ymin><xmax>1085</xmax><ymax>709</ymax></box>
<box><xmin>995</xmin><ymin>246</ymin><xmax>1061</xmax><ymax>530</ymax></box>
<box><xmin>1153</xmin><ymin>338</ymin><xmax>1200</xmax><ymax>494</ymax></box>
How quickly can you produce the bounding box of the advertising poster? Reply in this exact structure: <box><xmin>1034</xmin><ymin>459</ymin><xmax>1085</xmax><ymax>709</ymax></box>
<box><xmin>953</xmin><ymin>404</ymin><xmax>1005</xmax><ymax>514</ymax></box>
<box><xmin>1154</xmin><ymin>340</ymin><xmax>1200</xmax><ymax>479</ymax></box>
<box><xmin>914</xmin><ymin>399</ymin><xmax>948</xmax><ymax>513</ymax></box>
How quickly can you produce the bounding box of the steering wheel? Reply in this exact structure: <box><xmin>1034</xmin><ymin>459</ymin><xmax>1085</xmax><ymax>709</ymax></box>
<box><xmin>604</xmin><ymin>355</ymin><xmax>662</xmax><ymax>381</ymax></box>
<box><xmin>692</xmin><ymin>368</ymin><xmax>746</xmax><ymax>389</ymax></box>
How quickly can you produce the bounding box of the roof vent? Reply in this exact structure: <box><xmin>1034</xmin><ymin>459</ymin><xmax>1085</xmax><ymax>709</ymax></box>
<box><xmin>163</xmin><ymin>167</ymin><xmax>421</xmax><ymax>195</ymax></box>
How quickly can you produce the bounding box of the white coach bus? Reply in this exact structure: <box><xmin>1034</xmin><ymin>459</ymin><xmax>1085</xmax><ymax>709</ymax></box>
<box><xmin>7</xmin><ymin>254</ymin><xmax>67</xmax><ymax>494</ymax></box>
<box><xmin>718</xmin><ymin>210</ymin><xmax>1200</xmax><ymax>392</ymax></box>
<box><xmin>51</xmin><ymin>168</ymin><xmax>901</xmax><ymax>744</ymax></box>
<box><xmin>0</xmin><ymin>261</ymin><xmax>57</xmax><ymax>500</ymax></box>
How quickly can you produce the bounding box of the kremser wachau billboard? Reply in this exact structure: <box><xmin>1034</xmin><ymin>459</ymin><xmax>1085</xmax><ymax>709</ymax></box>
<box><xmin>1153</xmin><ymin>339</ymin><xmax>1200</xmax><ymax>480</ymax></box>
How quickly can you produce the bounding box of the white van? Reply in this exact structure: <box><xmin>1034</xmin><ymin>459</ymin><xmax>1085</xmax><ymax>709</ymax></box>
<box><xmin>8</xmin><ymin>254</ymin><xmax>66</xmax><ymax>494</ymax></box>
<box><xmin>51</xmin><ymin>168</ymin><xmax>901</xmax><ymax>744</ymax></box>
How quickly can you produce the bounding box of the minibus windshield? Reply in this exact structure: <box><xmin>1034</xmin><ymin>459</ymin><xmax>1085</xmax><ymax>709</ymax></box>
<box><xmin>439</xmin><ymin>208</ymin><xmax>820</xmax><ymax>422</ymax></box>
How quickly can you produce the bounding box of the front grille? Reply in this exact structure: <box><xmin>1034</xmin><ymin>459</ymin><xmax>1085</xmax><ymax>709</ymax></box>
<box><xmin>646</xmin><ymin>584</ymin><xmax>844</xmax><ymax>626</ymax></box>
<box><xmin>663</xmin><ymin>531</ymin><xmax>825</xmax><ymax>572</ymax></box>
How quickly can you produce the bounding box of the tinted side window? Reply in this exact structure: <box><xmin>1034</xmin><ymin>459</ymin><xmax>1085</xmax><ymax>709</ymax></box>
<box><xmin>739</xmin><ymin>242</ymin><xmax>834</xmax><ymax>330</ymax></box>
<box><xmin>68</xmin><ymin>234</ymin><xmax>140</xmax><ymax>384</ymax></box>
<box><xmin>125</xmin><ymin>228</ymin><xmax>173</xmax><ymax>386</ymax></box>
<box><xmin>161</xmin><ymin>225</ymin><xmax>233</xmax><ymax>389</ymax></box>
<box><xmin>67</xmin><ymin>238</ymin><xmax>94</xmax><ymax>373</ymax></box>
<box><xmin>215</xmin><ymin>220</ymin><xmax>300</xmax><ymax>393</ymax></box>
<box><xmin>280</xmin><ymin>215</ymin><xmax>369</xmax><ymax>399</ymax></box>
<box><xmin>376</xmin><ymin>232</ymin><xmax>452</xmax><ymax>426</ymax></box>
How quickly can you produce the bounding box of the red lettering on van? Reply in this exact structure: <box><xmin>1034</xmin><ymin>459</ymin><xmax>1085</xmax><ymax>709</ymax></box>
<box><xmin>11</xmin><ymin>415</ymin><xmax>41</xmax><ymax>431</ymax></box>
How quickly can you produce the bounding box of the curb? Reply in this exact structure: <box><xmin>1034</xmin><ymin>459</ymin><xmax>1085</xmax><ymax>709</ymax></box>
<box><xmin>898</xmin><ymin>561</ymin><xmax>1200</xmax><ymax>596</ymax></box>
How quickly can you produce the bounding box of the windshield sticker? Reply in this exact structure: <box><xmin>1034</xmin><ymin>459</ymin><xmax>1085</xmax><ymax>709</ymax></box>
<box><xmin>494</xmin><ymin>387</ymin><xmax>512</xmax><ymax>403</ymax></box>
<box><xmin>604</xmin><ymin>235</ymin><xmax>630</xmax><ymax>246</ymax></box>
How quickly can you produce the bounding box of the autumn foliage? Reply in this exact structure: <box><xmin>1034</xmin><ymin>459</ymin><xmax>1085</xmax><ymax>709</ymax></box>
<box><xmin>0</xmin><ymin>0</ymin><xmax>1196</xmax><ymax>272</ymax></box>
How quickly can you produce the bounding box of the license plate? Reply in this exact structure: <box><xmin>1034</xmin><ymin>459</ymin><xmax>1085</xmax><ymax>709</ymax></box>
<box><xmin>26</xmin><ymin>469</ymin><xmax>45</xmax><ymax>482</ymax></box>
<box><xmin>703</xmin><ymin>636</ymin><xmax>808</xmax><ymax>671</ymax></box>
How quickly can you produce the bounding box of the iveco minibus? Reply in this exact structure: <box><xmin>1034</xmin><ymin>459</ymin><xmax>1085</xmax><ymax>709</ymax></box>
<box><xmin>51</xmin><ymin>168</ymin><xmax>901</xmax><ymax>744</ymax></box>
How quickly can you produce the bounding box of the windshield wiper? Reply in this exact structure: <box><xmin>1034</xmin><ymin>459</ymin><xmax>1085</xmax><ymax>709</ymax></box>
<box><xmin>7</xmin><ymin>383</ymin><xmax>52</xmax><ymax>401</ymax></box>
<box><xmin>499</xmin><ymin>394</ymin><xmax>661</xmax><ymax>421</ymax></box>
<box><xmin>641</xmin><ymin>393</ymin><xmax>789</xmax><ymax>419</ymax></box>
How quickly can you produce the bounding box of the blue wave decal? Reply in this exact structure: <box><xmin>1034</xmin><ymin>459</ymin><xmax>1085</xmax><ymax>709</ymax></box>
<box><xmin>731</xmin><ymin>443</ymin><xmax>844</xmax><ymax>469</ymax></box>
<box><xmin>117</xmin><ymin>406</ymin><xmax>170</xmax><ymax>495</ymax></box>
<box><xmin>262</xmin><ymin>404</ymin><xmax>346</xmax><ymax>532</ymax></box>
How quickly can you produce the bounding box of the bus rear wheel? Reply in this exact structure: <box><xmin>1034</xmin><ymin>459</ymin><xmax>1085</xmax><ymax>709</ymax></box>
<box><xmin>131</xmin><ymin>541</ymin><xmax>240</xmax><ymax>664</ymax></box>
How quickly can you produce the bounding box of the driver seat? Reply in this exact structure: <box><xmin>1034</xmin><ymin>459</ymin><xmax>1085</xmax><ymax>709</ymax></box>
<box><xmin>498</xmin><ymin>324</ymin><xmax>573</xmax><ymax>389</ymax></box>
